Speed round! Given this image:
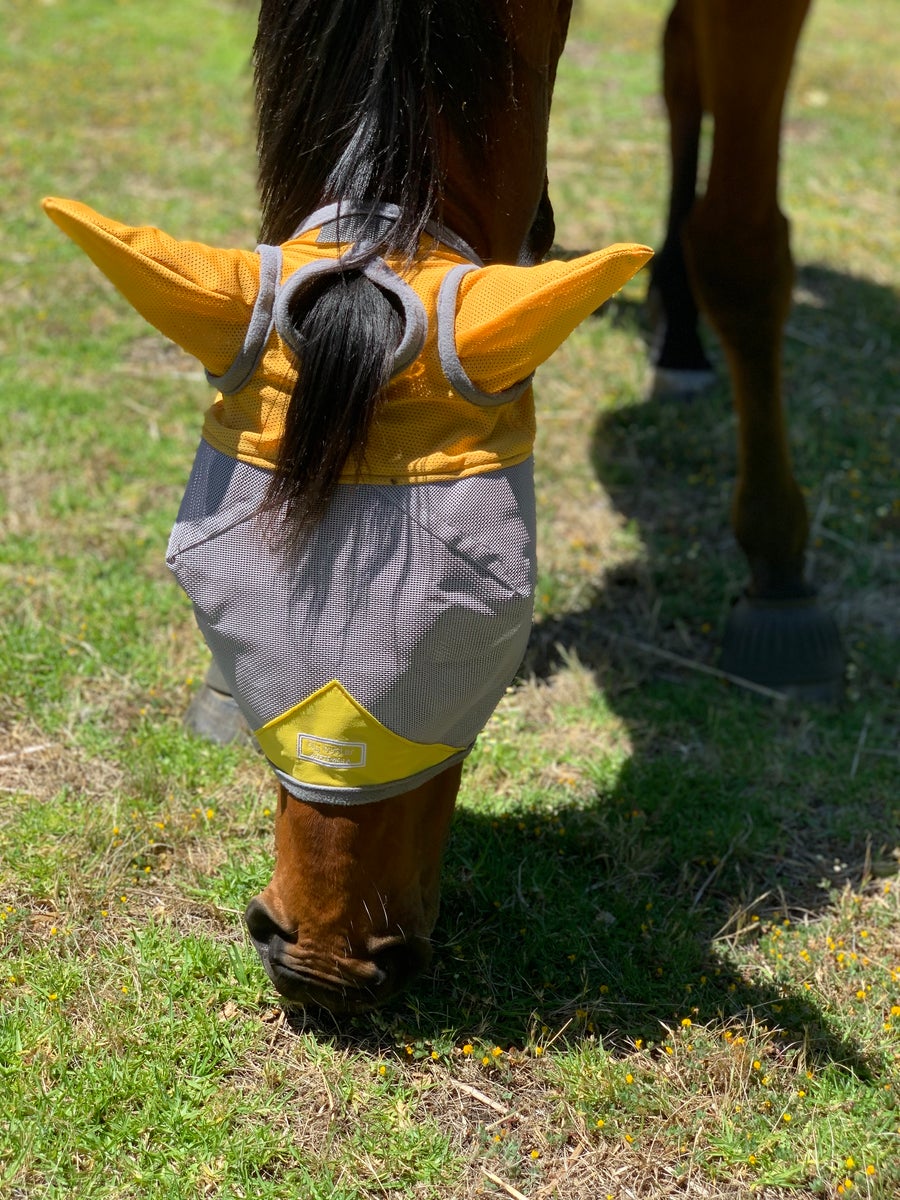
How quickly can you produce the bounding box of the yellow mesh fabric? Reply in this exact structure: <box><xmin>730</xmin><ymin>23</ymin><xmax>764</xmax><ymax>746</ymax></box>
<box><xmin>455</xmin><ymin>249</ymin><xmax>653</xmax><ymax>392</ymax></box>
<box><xmin>43</xmin><ymin>196</ymin><xmax>651</xmax><ymax>482</ymax></box>
<box><xmin>42</xmin><ymin>198</ymin><xmax>259</xmax><ymax>378</ymax></box>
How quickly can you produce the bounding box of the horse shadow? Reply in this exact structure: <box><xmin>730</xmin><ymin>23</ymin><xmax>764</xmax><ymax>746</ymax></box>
<box><xmin>286</xmin><ymin>264</ymin><xmax>897</xmax><ymax>1078</ymax></box>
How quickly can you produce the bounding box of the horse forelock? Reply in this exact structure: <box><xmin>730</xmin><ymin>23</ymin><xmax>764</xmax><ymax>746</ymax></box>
<box><xmin>254</xmin><ymin>0</ymin><xmax>511</xmax><ymax>253</ymax></box>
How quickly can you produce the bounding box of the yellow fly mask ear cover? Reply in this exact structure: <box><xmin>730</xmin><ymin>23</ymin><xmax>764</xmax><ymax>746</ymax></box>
<box><xmin>41</xmin><ymin>197</ymin><xmax>262</xmax><ymax>377</ymax></box>
<box><xmin>451</xmin><ymin>243</ymin><xmax>653</xmax><ymax>394</ymax></box>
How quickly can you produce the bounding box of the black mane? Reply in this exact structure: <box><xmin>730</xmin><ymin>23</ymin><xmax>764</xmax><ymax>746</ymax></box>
<box><xmin>254</xmin><ymin>0</ymin><xmax>510</xmax><ymax>255</ymax></box>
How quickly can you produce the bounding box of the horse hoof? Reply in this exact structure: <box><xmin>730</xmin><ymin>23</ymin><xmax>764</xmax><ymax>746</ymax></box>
<box><xmin>183</xmin><ymin>662</ymin><xmax>254</xmax><ymax>746</ymax></box>
<box><xmin>721</xmin><ymin>593</ymin><xmax>844</xmax><ymax>702</ymax></box>
<box><xmin>650</xmin><ymin>365</ymin><xmax>717</xmax><ymax>398</ymax></box>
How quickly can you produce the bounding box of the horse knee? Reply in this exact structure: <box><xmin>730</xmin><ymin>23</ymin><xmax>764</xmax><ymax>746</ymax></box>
<box><xmin>683</xmin><ymin>205</ymin><xmax>794</xmax><ymax>350</ymax></box>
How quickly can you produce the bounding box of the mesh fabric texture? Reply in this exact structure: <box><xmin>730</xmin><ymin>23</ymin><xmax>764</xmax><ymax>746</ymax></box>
<box><xmin>168</xmin><ymin>442</ymin><xmax>535</xmax><ymax>801</ymax></box>
<box><xmin>42</xmin><ymin>197</ymin><xmax>651</xmax><ymax>482</ymax></box>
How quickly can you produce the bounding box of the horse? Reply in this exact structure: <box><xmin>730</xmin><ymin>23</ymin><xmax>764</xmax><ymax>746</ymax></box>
<box><xmin>45</xmin><ymin>0</ymin><xmax>650</xmax><ymax>1011</ymax></box>
<box><xmin>45</xmin><ymin>0</ymin><xmax>842</xmax><ymax>1014</ymax></box>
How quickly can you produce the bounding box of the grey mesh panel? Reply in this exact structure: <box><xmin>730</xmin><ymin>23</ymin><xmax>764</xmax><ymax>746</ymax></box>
<box><xmin>168</xmin><ymin>441</ymin><xmax>536</xmax><ymax>801</ymax></box>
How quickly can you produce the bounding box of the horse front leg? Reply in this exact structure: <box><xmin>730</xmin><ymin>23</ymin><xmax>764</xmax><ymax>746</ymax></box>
<box><xmin>679</xmin><ymin>0</ymin><xmax>842</xmax><ymax>697</ymax></box>
<box><xmin>649</xmin><ymin>0</ymin><xmax>714</xmax><ymax>394</ymax></box>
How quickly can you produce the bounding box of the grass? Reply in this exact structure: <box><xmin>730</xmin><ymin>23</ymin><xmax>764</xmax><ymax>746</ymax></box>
<box><xmin>1</xmin><ymin>0</ymin><xmax>898</xmax><ymax>1196</ymax></box>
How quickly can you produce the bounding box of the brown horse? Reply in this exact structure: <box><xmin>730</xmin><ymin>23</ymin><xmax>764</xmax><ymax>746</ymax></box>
<box><xmin>214</xmin><ymin>0</ymin><xmax>839</xmax><ymax>1011</ymax></box>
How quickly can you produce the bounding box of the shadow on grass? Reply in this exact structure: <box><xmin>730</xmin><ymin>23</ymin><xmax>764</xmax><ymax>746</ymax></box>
<box><xmin>278</xmin><ymin>263</ymin><xmax>897</xmax><ymax>1076</ymax></box>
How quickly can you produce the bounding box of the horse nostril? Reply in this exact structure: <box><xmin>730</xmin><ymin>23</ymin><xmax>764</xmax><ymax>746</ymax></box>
<box><xmin>244</xmin><ymin>897</ymin><xmax>292</xmax><ymax>947</ymax></box>
<box><xmin>369</xmin><ymin>935</ymin><xmax>432</xmax><ymax>995</ymax></box>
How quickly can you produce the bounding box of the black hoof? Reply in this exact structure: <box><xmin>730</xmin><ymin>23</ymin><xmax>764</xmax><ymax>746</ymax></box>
<box><xmin>722</xmin><ymin>593</ymin><xmax>844</xmax><ymax>703</ymax></box>
<box><xmin>183</xmin><ymin>662</ymin><xmax>254</xmax><ymax>747</ymax></box>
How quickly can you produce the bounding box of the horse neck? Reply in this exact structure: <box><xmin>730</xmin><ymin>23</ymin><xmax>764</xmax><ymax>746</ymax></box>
<box><xmin>437</xmin><ymin>1</ymin><xmax>570</xmax><ymax>265</ymax></box>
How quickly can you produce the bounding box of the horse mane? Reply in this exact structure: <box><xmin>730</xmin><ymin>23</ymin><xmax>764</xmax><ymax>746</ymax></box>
<box><xmin>255</xmin><ymin>0</ymin><xmax>508</xmax><ymax>252</ymax></box>
<box><xmin>253</xmin><ymin>0</ymin><xmax>511</xmax><ymax>537</ymax></box>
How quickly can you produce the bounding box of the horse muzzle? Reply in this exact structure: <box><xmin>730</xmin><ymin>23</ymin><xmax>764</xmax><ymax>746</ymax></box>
<box><xmin>244</xmin><ymin>897</ymin><xmax>432</xmax><ymax>1013</ymax></box>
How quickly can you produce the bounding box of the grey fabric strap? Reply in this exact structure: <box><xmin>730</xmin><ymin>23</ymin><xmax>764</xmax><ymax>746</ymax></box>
<box><xmin>207</xmin><ymin>204</ymin><xmax>488</xmax><ymax>396</ymax></box>
<box><xmin>272</xmin><ymin>254</ymin><xmax>428</xmax><ymax>377</ymax></box>
<box><xmin>436</xmin><ymin>263</ymin><xmax>534</xmax><ymax>408</ymax></box>
<box><xmin>205</xmin><ymin>243</ymin><xmax>282</xmax><ymax>394</ymax></box>
<box><xmin>293</xmin><ymin>201</ymin><xmax>484</xmax><ymax>266</ymax></box>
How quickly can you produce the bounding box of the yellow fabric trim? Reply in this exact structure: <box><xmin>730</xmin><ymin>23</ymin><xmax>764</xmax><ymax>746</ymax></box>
<box><xmin>254</xmin><ymin>679</ymin><xmax>462</xmax><ymax>789</ymax></box>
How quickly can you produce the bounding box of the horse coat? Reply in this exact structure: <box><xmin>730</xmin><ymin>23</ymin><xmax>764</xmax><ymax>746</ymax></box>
<box><xmin>43</xmin><ymin>196</ymin><xmax>650</xmax><ymax>803</ymax></box>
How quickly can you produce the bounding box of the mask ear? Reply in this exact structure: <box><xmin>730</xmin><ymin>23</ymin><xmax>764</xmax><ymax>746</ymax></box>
<box><xmin>42</xmin><ymin>197</ymin><xmax>263</xmax><ymax>376</ymax></box>
<box><xmin>452</xmin><ymin>243</ymin><xmax>653</xmax><ymax>393</ymax></box>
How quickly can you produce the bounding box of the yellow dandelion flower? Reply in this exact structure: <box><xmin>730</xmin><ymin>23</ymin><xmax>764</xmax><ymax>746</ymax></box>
<box><xmin>634</xmin><ymin>1038</ymin><xmax>643</xmax><ymax>1049</ymax></box>
<box><xmin>121</xmin><ymin>986</ymin><xmax>128</xmax><ymax>994</ymax></box>
<box><xmin>534</xmin><ymin>1046</ymin><xmax>544</xmax><ymax>1056</ymax></box>
<box><xmin>462</xmin><ymin>1043</ymin><xmax>473</xmax><ymax>1055</ymax></box>
<box><xmin>866</xmin><ymin>1165</ymin><xmax>875</xmax><ymax>1176</ymax></box>
<box><xmin>748</xmin><ymin>1155</ymin><xmax>757</xmax><ymax>1165</ymax></box>
<box><xmin>48</xmin><ymin>993</ymin><xmax>58</xmax><ymax>1001</ymax></box>
<box><xmin>891</xmin><ymin>1006</ymin><xmax>900</xmax><ymax>1017</ymax></box>
<box><xmin>625</xmin><ymin>1074</ymin><xmax>634</xmax><ymax>1084</ymax></box>
<box><xmin>378</xmin><ymin>1064</ymin><xmax>386</xmax><ymax>1075</ymax></box>
<box><xmin>206</xmin><ymin>807</ymin><xmax>215</xmax><ymax>820</ymax></box>
<box><xmin>752</xmin><ymin>1060</ymin><xmax>761</xmax><ymax>1070</ymax></box>
<box><xmin>845</xmin><ymin>1157</ymin><xmax>855</xmax><ymax>1169</ymax></box>
<box><xmin>681</xmin><ymin>1017</ymin><xmax>692</xmax><ymax>1027</ymax></box>
<box><xmin>782</xmin><ymin>1113</ymin><xmax>791</xmax><ymax>1123</ymax></box>
<box><xmin>596</xmin><ymin>1118</ymin><xmax>605</xmax><ymax>1128</ymax></box>
<box><xmin>492</xmin><ymin>1046</ymin><xmax>503</xmax><ymax>1057</ymax></box>
<box><xmin>482</xmin><ymin>1056</ymin><xmax>490</xmax><ymax>1066</ymax></box>
<box><xmin>430</xmin><ymin>1050</ymin><xmax>439</xmax><ymax>1060</ymax></box>
<box><xmin>530</xmin><ymin>1149</ymin><xmax>540</xmax><ymax>1159</ymax></box>
<box><xmin>624</xmin><ymin>1133</ymin><xmax>634</xmax><ymax>1144</ymax></box>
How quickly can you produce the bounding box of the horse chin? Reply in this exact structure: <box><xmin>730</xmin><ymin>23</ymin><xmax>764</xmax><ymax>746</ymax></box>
<box><xmin>244</xmin><ymin>898</ymin><xmax>432</xmax><ymax>1013</ymax></box>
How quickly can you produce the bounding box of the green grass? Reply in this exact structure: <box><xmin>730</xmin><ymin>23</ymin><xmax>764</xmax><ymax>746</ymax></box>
<box><xmin>1</xmin><ymin>0</ymin><xmax>898</xmax><ymax>1196</ymax></box>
